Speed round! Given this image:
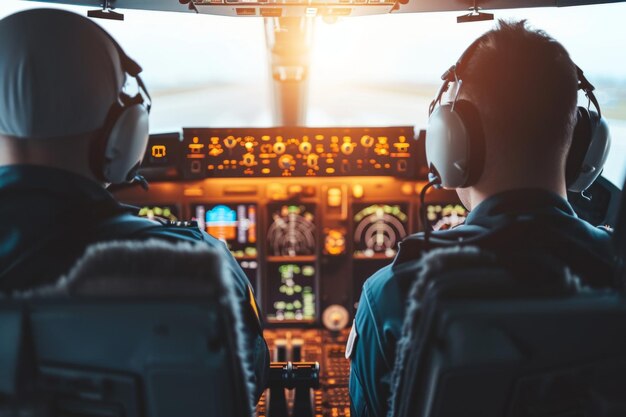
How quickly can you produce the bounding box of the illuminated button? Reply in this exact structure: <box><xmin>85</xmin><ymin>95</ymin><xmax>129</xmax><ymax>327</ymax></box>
<box><xmin>245</xmin><ymin>141</ymin><xmax>254</xmax><ymax>151</ymax></box>
<box><xmin>327</xmin><ymin>187</ymin><xmax>342</xmax><ymax>207</ymax></box>
<box><xmin>306</xmin><ymin>154</ymin><xmax>319</xmax><ymax>169</ymax></box>
<box><xmin>151</xmin><ymin>145</ymin><xmax>166</xmax><ymax>158</ymax></box>
<box><xmin>352</xmin><ymin>184</ymin><xmax>364</xmax><ymax>199</ymax></box>
<box><xmin>401</xmin><ymin>183</ymin><xmax>413</xmax><ymax>195</ymax></box>
<box><xmin>274</xmin><ymin>141</ymin><xmax>286</xmax><ymax>155</ymax></box>
<box><xmin>288</xmin><ymin>185</ymin><xmax>303</xmax><ymax>195</ymax></box>
<box><xmin>224</xmin><ymin>135</ymin><xmax>239</xmax><ymax>149</ymax></box>
<box><xmin>262</xmin><ymin>168</ymin><xmax>270</xmax><ymax>174</ymax></box>
<box><xmin>299</xmin><ymin>141</ymin><xmax>312</xmax><ymax>155</ymax></box>
<box><xmin>208</xmin><ymin>147</ymin><xmax>223</xmax><ymax>157</ymax></box>
<box><xmin>242</xmin><ymin>153</ymin><xmax>256</xmax><ymax>167</ymax></box>
<box><xmin>324</xmin><ymin>230</ymin><xmax>346</xmax><ymax>255</ymax></box>
<box><xmin>326</xmin><ymin>167</ymin><xmax>335</xmax><ymax>174</ymax></box>
<box><xmin>188</xmin><ymin>136</ymin><xmax>204</xmax><ymax>156</ymax></box>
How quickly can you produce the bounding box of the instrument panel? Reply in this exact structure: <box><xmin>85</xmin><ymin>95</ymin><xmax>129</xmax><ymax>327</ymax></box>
<box><xmin>115</xmin><ymin>126</ymin><xmax>460</xmax><ymax>327</ymax></box>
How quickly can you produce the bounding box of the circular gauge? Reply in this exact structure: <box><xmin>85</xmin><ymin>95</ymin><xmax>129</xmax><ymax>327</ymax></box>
<box><xmin>353</xmin><ymin>204</ymin><xmax>408</xmax><ymax>258</ymax></box>
<box><xmin>268</xmin><ymin>204</ymin><xmax>316</xmax><ymax>256</ymax></box>
<box><xmin>322</xmin><ymin>304</ymin><xmax>350</xmax><ymax>331</ymax></box>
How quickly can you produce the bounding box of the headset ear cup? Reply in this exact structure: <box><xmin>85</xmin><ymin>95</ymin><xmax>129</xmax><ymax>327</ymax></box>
<box><xmin>102</xmin><ymin>104</ymin><xmax>149</xmax><ymax>183</ymax></box>
<box><xmin>89</xmin><ymin>103</ymin><xmax>123</xmax><ymax>182</ymax></box>
<box><xmin>567</xmin><ymin>108</ymin><xmax>611</xmax><ymax>193</ymax></box>
<box><xmin>425</xmin><ymin>100</ymin><xmax>485</xmax><ymax>188</ymax></box>
<box><xmin>566</xmin><ymin>107</ymin><xmax>592</xmax><ymax>187</ymax></box>
<box><xmin>453</xmin><ymin>100</ymin><xmax>485</xmax><ymax>187</ymax></box>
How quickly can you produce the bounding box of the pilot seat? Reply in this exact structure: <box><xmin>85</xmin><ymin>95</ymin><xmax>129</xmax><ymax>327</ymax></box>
<box><xmin>0</xmin><ymin>239</ymin><xmax>255</xmax><ymax>417</ymax></box>
<box><xmin>388</xmin><ymin>178</ymin><xmax>626</xmax><ymax>417</ymax></box>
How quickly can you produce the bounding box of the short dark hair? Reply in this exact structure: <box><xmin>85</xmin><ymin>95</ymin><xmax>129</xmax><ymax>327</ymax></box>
<box><xmin>461</xmin><ymin>20</ymin><xmax>579</xmax><ymax>165</ymax></box>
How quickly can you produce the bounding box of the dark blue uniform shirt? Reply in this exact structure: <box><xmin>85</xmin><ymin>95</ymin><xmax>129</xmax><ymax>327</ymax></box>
<box><xmin>0</xmin><ymin>164</ymin><xmax>269</xmax><ymax>398</ymax></box>
<box><xmin>348</xmin><ymin>189</ymin><xmax>614</xmax><ymax>417</ymax></box>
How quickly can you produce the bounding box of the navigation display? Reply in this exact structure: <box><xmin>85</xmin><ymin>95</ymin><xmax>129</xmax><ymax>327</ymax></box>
<box><xmin>353</xmin><ymin>203</ymin><xmax>408</xmax><ymax>258</ymax></box>
<box><xmin>194</xmin><ymin>204</ymin><xmax>258</xmax><ymax>258</ymax></box>
<box><xmin>194</xmin><ymin>203</ymin><xmax>259</xmax><ymax>288</ymax></box>
<box><xmin>266</xmin><ymin>263</ymin><xmax>316</xmax><ymax>322</ymax></box>
<box><xmin>426</xmin><ymin>203</ymin><xmax>467</xmax><ymax>231</ymax></box>
<box><xmin>137</xmin><ymin>205</ymin><xmax>179</xmax><ymax>222</ymax></box>
<box><xmin>267</xmin><ymin>204</ymin><xmax>316</xmax><ymax>257</ymax></box>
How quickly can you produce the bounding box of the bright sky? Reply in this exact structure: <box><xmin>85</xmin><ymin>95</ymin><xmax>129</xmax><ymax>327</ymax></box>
<box><xmin>1</xmin><ymin>1</ymin><xmax>626</xmax><ymax>88</ymax></box>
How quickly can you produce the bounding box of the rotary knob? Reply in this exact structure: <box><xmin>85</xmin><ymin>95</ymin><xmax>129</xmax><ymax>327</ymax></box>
<box><xmin>274</xmin><ymin>142</ymin><xmax>286</xmax><ymax>155</ymax></box>
<box><xmin>341</xmin><ymin>142</ymin><xmax>355</xmax><ymax>155</ymax></box>
<box><xmin>299</xmin><ymin>141</ymin><xmax>312</xmax><ymax>155</ymax></box>
<box><xmin>360</xmin><ymin>135</ymin><xmax>374</xmax><ymax>148</ymax></box>
<box><xmin>278</xmin><ymin>154</ymin><xmax>295</xmax><ymax>170</ymax></box>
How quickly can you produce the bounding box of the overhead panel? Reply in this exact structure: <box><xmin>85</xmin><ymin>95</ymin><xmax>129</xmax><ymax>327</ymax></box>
<box><xmin>192</xmin><ymin>1</ymin><xmax>396</xmax><ymax>18</ymax></box>
<box><xmin>26</xmin><ymin>0</ymin><xmax>626</xmax><ymax>16</ymax></box>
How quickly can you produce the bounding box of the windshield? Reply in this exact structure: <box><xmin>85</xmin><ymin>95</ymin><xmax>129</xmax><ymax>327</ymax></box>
<box><xmin>1</xmin><ymin>0</ymin><xmax>625</xmax><ymax>186</ymax></box>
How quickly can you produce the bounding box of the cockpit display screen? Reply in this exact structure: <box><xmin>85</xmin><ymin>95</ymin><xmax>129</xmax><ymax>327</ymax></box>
<box><xmin>194</xmin><ymin>204</ymin><xmax>258</xmax><ymax>259</ymax></box>
<box><xmin>353</xmin><ymin>203</ymin><xmax>408</xmax><ymax>259</ymax></box>
<box><xmin>137</xmin><ymin>205</ymin><xmax>179</xmax><ymax>222</ymax></box>
<box><xmin>426</xmin><ymin>203</ymin><xmax>467</xmax><ymax>231</ymax></box>
<box><xmin>266</xmin><ymin>263</ymin><xmax>316</xmax><ymax>322</ymax></box>
<box><xmin>267</xmin><ymin>204</ymin><xmax>316</xmax><ymax>258</ymax></box>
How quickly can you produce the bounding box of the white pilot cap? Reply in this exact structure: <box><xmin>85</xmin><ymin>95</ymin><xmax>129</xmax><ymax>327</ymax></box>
<box><xmin>0</xmin><ymin>8</ymin><xmax>125</xmax><ymax>139</ymax></box>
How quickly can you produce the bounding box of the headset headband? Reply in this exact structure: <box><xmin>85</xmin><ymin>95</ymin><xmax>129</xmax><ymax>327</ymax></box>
<box><xmin>85</xmin><ymin>18</ymin><xmax>151</xmax><ymax>113</ymax></box>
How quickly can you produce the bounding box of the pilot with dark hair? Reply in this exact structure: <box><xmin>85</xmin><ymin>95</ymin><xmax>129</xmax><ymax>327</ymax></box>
<box><xmin>0</xmin><ymin>8</ymin><xmax>268</xmax><ymax>400</ymax></box>
<box><xmin>348</xmin><ymin>20</ymin><xmax>614</xmax><ymax>417</ymax></box>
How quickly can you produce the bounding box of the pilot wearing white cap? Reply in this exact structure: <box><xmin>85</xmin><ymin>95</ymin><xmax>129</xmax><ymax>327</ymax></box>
<box><xmin>0</xmin><ymin>8</ymin><xmax>268</xmax><ymax>400</ymax></box>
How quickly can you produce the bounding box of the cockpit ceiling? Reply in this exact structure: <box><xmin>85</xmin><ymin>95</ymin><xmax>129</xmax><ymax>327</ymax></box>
<box><xmin>26</xmin><ymin>0</ymin><xmax>626</xmax><ymax>16</ymax></box>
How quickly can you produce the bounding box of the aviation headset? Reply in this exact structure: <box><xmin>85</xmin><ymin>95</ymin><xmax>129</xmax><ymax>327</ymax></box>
<box><xmin>87</xmin><ymin>22</ymin><xmax>152</xmax><ymax>184</ymax></box>
<box><xmin>425</xmin><ymin>37</ymin><xmax>611</xmax><ymax>193</ymax></box>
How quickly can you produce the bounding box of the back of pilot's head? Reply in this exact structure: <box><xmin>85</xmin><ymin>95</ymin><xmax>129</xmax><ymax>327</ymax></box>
<box><xmin>461</xmin><ymin>20</ymin><xmax>579</xmax><ymax>180</ymax></box>
<box><xmin>0</xmin><ymin>8</ymin><xmax>125</xmax><ymax>139</ymax></box>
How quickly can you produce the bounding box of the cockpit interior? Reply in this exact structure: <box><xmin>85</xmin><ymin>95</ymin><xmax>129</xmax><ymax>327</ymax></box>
<box><xmin>1</xmin><ymin>0</ymin><xmax>625</xmax><ymax>416</ymax></box>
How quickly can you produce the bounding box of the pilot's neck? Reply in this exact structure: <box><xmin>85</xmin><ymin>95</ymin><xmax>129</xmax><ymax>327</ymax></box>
<box><xmin>0</xmin><ymin>134</ymin><xmax>104</xmax><ymax>186</ymax></box>
<box><xmin>461</xmin><ymin>177</ymin><xmax>568</xmax><ymax>211</ymax></box>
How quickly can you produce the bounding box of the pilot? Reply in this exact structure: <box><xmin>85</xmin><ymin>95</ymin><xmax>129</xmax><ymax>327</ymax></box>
<box><xmin>348</xmin><ymin>20</ymin><xmax>614</xmax><ymax>417</ymax></box>
<box><xmin>0</xmin><ymin>9</ymin><xmax>268</xmax><ymax>400</ymax></box>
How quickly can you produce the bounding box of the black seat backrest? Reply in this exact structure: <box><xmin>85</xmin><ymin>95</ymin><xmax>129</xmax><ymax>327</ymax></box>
<box><xmin>615</xmin><ymin>177</ymin><xmax>626</xmax><ymax>286</ymax></box>
<box><xmin>0</xmin><ymin>239</ymin><xmax>254</xmax><ymax>417</ymax></box>
<box><xmin>389</xmin><ymin>246</ymin><xmax>626</xmax><ymax>417</ymax></box>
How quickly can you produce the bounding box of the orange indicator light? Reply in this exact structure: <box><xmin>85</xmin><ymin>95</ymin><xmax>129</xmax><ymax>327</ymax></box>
<box><xmin>151</xmin><ymin>145</ymin><xmax>166</xmax><ymax>158</ymax></box>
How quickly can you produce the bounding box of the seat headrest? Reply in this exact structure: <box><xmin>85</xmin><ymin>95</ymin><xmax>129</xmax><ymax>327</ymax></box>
<box><xmin>25</xmin><ymin>239</ymin><xmax>227</xmax><ymax>298</ymax></box>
